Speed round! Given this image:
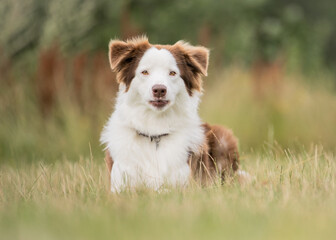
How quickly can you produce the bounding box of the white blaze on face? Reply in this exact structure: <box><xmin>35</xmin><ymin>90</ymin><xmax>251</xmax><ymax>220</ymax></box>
<box><xmin>129</xmin><ymin>47</ymin><xmax>185</xmax><ymax>111</ymax></box>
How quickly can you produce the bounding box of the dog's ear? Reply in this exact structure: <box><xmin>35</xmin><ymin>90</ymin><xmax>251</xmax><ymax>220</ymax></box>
<box><xmin>175</xmin><ymin>41</ymin><xmax>209</xmax><ymax>76</ymax></box>
<box><xmin>108</xmin><ymin>36</ymin><xmax>150</xmax><ymax>90</ymax></box>
<box><xmin>108</xmin><ymin>40</ymin><xmax>131</xmax><ymax>71</ymax></box>
<box><xmin>169</xmin><ymin>41</ymin><xmax>209</xmax><ymax>95</ymax></box>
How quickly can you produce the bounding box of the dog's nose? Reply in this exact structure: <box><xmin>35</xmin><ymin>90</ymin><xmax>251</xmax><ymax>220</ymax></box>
<box><xmin>152</xmin><ymin>84</ymin><xmax>167</xmax><ymax>98</ymax></box>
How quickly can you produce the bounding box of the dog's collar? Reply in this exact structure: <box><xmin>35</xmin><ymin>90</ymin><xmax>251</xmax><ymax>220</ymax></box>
<box><xmin>136</xmin><ymin>130</ymin><xmax>169</xmax><ymax>149</ymax></box>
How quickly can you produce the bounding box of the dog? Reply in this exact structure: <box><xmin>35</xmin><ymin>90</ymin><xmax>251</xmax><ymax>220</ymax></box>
<box><xmin>100</xmin><ymin>36</ymin><xmax>240</xmax><ymax>192</ymax></box>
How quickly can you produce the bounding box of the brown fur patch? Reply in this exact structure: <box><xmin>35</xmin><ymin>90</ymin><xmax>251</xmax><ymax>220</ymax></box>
<box><xmin>108</xmin><ymin>36</ymin><xmax>209</xmax><ymax>95</ymax></box>
<box><xmin>190</xmin><ymin>123</ymin><xmax>239</xmax><ymax>185</ymax></box>
<box><xmin>109</xmin><ymin>36</ymin><xmax>151</xmax><ymax>91</ymax></box>
<box><xmin>104</xmin><ymin>150</ymin><xmax>114</xmax><ymax>183</ymax></box>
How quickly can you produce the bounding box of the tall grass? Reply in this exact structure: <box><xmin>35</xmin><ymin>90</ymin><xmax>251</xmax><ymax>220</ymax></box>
<box><xmin>0</xmin><ymin>147</ymin><xmax>335</xmax><ymax>240</ymax></box>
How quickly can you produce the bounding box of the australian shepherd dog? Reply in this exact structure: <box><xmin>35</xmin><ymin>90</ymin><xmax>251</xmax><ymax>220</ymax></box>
<box><xmin>101</xmin><ymin>36</ymin><xmax>241</xmax><ymax>192</ymax></box>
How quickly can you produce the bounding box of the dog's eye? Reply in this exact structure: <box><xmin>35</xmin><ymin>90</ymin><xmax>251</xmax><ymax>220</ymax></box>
<box><xmin>141</xmin><ymin>70</ymin><xmax>149</xmax><ymax>75</ymax></box>
<box><xmin>169</xmin><ymin>71</ymin><xmax>176</xmax><ymax>76</ymax></box>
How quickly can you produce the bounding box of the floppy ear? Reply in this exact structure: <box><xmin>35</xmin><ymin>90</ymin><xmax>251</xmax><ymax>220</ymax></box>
<box><xmin>186</xmin><ymin>46</ymin><xmax>209</xmax><ymax>76</ymax></box>
<box><xmin>175</xmin><ymin>41</ymin><xmax>209</xmax><ymax>76</ymax></box>
<box><xmin>108</xmin><ymin>40</ymin><xmax>131</xmax><ymax>71</ymax></box>
<box><xmin>107</xmin><ymin>36</ymin><xmax>150</xmax><ymax>90</ymax></box>
<box><xmin>169</xmin><ymin>41</ymin><xmax>209</xmax><ymax>95</ymax></box>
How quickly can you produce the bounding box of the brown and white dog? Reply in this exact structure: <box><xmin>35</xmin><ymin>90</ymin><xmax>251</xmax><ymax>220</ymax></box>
<box><xmin>101</xmin><ymin>36</ymin><xmax>240</xmax><ymax>192</ymax></box>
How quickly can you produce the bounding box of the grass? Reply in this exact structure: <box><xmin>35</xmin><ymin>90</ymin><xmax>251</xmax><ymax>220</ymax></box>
<box><xmin>1</xmin><ymin>146</ymin><xmax>335</xmax><ymax>240</ymax></box>
<box><xmin>1</xmin><ymin>53</ymin><xmax>336</xmax><ymax>239</ymax></box>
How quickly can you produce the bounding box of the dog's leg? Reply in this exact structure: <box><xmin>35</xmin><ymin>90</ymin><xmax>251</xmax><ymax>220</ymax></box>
<box><xmin>104</xmin><ymin>150</ymin><xmax>114</xmax><ymax>185</ymax></box>
<box><xmin>110</xmin><ymin>162</ymin><xmax>128</xmax><ymax>193</ymax></box>
<box><xmin>167</xmin><ymin>163</ymin><xmax>190</xmax><ymax>188</ymax></box>
<box><xmin>105</xmin><ymin>150</ymin><xmax>135</xmax><ymax>192</ymax></box>
<box><xmin>203</xmin><ymin>123</ymin><xmax>240</xmax><ymax>181</ymax></box>
<box><xmin>189</xmin><ymin>141</ymin><xmax>217</xmax><ymax>186</ymax></box>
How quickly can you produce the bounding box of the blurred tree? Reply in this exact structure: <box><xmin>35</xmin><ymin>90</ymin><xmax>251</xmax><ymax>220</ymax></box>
<box><xmin>0</xmin><ymin>0</ymin><xmax>47</xmax><ymax>57</ymax></box>
<box><xmin>0</xmin><ymin>0</ymin><xmax>335</xmax><ymax>76</ymax></box>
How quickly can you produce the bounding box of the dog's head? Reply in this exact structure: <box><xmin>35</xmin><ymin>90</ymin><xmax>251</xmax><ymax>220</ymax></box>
<box><xmin>108</xmin><ymin>36</ymin><xmax>209</xmax><ymax>112</ymax></box>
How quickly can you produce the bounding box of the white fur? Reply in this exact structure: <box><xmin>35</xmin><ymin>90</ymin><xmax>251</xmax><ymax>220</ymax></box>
<box><xmin>237</xmin><ymin>170</ymin><xmax>254</xmax><ymax>184</ymax></box>
<box><xmin>100</xmin><ymin>47</ymin><xmax>205</xmax><ymax>192</ymax></box>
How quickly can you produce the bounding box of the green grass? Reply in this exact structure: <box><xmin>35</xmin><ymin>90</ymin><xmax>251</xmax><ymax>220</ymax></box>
<box><xmin>1</xmin><ymin>147</ymin><xmax>335</xmax><ymax>240</ymax></box>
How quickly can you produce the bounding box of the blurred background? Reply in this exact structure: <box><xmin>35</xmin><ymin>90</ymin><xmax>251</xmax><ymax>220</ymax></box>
<box><xmin>0</xmin><ymin>0</ymin><xmax>335</xmax><ymax>164</ymax></box>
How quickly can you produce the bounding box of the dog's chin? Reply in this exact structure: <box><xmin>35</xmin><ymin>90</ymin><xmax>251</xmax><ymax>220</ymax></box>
<box><xmin>148</xmin><ymin>100</ymin><xmax>170</xmax><ymax>111</ymax></box>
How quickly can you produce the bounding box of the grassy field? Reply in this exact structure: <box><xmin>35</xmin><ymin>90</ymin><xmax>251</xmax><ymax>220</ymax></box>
<box><xmin>1</xmin><ymin>146</ymin><xmax>335</xmax><ymax>240</ymax></box>
<box><xmin>1</xmin><ymin>60</ymin><xmax>336</xmax><ymax>239</ymax></box>
<box><xmin>1</xmin><ymin>2</ymin><xmax>336</xmax><ymax>237</ymax></box>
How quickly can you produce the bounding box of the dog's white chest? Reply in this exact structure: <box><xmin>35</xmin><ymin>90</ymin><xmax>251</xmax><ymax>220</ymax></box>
<box><xmin>107</xmin><ymin>126</ymin><xmax>195</xmax><ymax>192</ymax></box>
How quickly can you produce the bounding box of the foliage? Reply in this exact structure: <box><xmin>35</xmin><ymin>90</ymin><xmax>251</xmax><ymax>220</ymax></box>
<box><xmin>0</xmin><ymin>0</ymin><xmax>336</xmax><ymax>73</ymax></box>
